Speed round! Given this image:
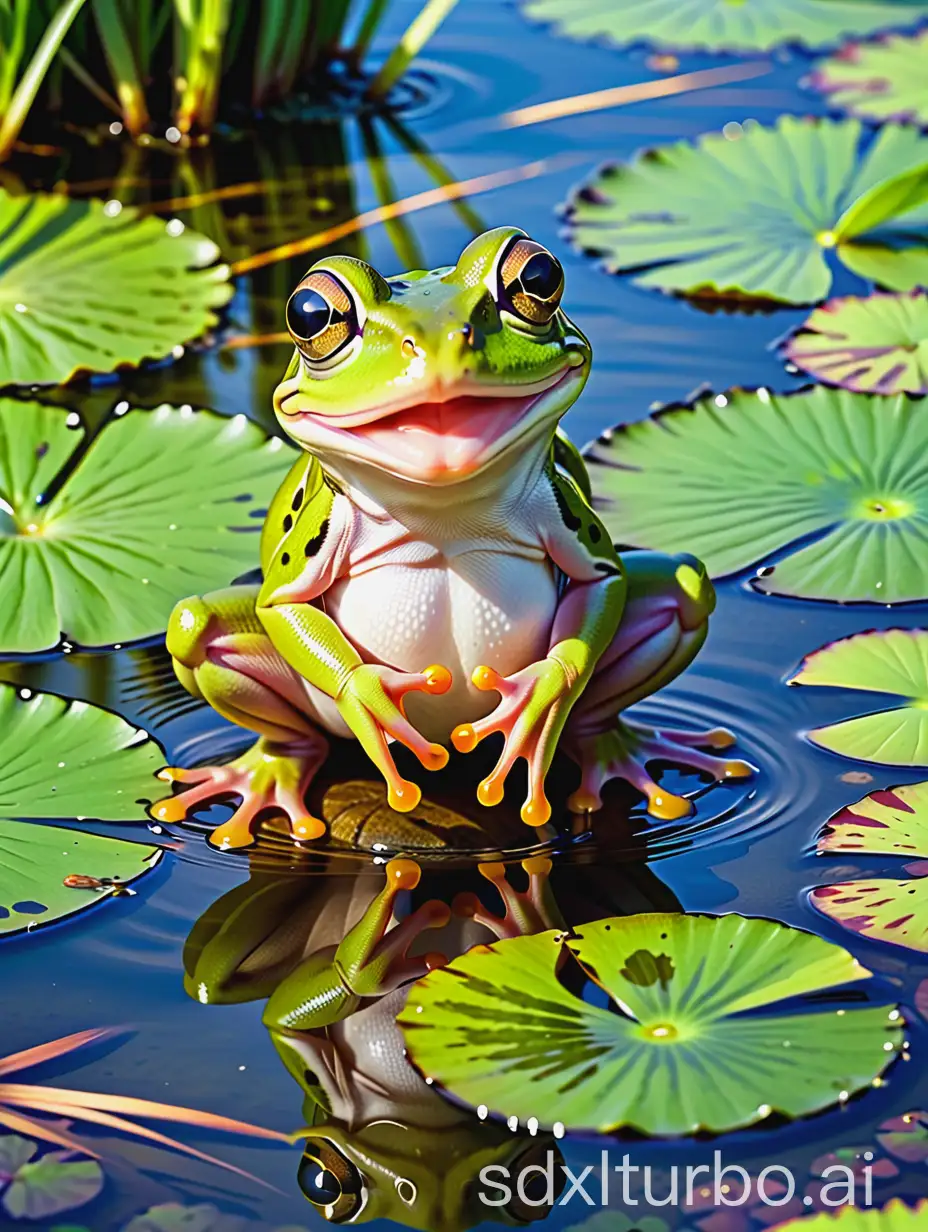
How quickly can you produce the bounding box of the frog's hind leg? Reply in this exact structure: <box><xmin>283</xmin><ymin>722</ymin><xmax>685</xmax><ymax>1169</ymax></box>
<box><xmin>565</xmin><ymin>551</ymin><xmax>753</xmax><ymax>822</ymax></box>
<box><xmin>152</xmin><ymin>585</ymin><xmax>330</xmax><ymax>849</ymax></box>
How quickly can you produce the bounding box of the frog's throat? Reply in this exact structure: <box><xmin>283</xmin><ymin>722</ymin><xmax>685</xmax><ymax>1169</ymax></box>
<box><xmin>275</xmin><ymin>363</ymin><xmax>586</xmax><ymax>486</ymax></box>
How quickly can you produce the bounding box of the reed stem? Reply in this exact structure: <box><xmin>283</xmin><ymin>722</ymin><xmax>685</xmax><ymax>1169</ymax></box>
<box><xmin>368</xmin><ymin>0</ymin><xmax>458</xmax><ymax>99</ymax></box>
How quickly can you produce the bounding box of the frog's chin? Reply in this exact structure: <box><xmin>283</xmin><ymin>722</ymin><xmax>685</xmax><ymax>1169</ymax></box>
<box><xmin>281</xmin><ymin>366</ymin><xmax>584</xmax><ymax>485</ymax></box>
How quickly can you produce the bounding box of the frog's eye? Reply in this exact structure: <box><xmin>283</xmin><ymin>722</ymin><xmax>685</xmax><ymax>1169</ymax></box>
<box><xmin>286</xmin><ymin>271</ymin><xmax>360</xmax><ymax>363</ymax></box>
<box><xmin>498</xmin><ymin>238</ymin><xmax>564</xmax><ymax>326</ymax></box>
<box><xmin>298</xmin><ymin>1140</ymin><xmax>364</xmax><ymax>1222</ymax></box>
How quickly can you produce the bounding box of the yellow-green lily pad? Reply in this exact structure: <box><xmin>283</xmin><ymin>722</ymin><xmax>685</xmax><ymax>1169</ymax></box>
<box><xmin>0</xmin><ymin>400</ymin><xmax>291</xmax><ymax>653</ymax></box>
<box><xmin>784</xmin><ymin>290</ymin><xmax>928</xmax><ymax>394</ymax></box>
<box><xmin>776</xmin><ymin>1200</ymin><xmax>927</xmax><ymax>1231</ymax></box>
<box><xmin>564</xmin><ymin>117</ymin><xmax>928</xmax><ymax>304</ymax></box>
<box><xmin>812</xmin><ymin>30</ymin><xmax>928</xmax><ymax>128</ymax></box>
<box><xmin>399</xmin><ymin>913</ymin><xmax>899</xmax><ymax>1136</ymax></box>
<box><xmin>790</xmin><ymin>629</ymin><xmax>928</xmax><ymax>764</ymax></box>
<box><xmin>0</xmin><ymin>190</ymin><xmax>231</xmax><ymax>386</ymax></box>
<box><xmin>585</xmin><ymin>385</ymin><xmax>928</xmax><ymax>603</ymax></box>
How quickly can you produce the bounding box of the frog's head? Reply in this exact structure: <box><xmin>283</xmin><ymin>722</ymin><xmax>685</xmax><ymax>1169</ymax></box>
<box><xmin>273</xmin><ymin>227</ymin><xmax>590</xmax><ymax>485</ymax></box>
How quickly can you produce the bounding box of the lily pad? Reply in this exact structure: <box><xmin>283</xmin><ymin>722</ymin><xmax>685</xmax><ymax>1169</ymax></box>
<box><xmin>784</xmin><ymin>290</ymin><xmax>928</xmax><ymax>394</ymax></box>
<box><xmin>790</xmin><ymin>629</ymin><xmax>928</xmax><ymax>763</ymax></box>
<box><xmin>0</xmin><ymin>1136</ymin><xmax>103</xmax><ymax>1220</ymax></box>
<box><xmin>776</xmin><ymin>1201</ymin><xmax>928</xmax><ymax>1230</ymax></box>
<box><xmin>585</xmin><ymin>384</ymin><xmax>928</xmax><ymax>603</ymax></box>
<box><xmin>812</xmin><ymin>31</ymin><xmax>928</xmax><ymax>128</ymax></box>
<box><xmin>0</xmin><ymin>400</ymin><xmax>291</xmax><ymax>653</ymax></box>
<box><xmin>0</xmin><ymin>190</ymin><xmax>231</xmax><ymax>387</ymax></box>
<box><xmin>564</xmin><ymin>117</ymin><xmax>928</xmax><ymax>304</ymax></box>
<box><xmin>521</xmin><ymin>0</ymin><xmax>928</xmax><ymax>53</ymax></box>
<box><xmin>398</xmin><ymin>913</ymin><xmax>899</xmax><ymax>1135</ymax></box>
<box><xmin>878</xmin><ymin>1112</ymin><xmax>928</xmax><ymax>1163</ymax></box>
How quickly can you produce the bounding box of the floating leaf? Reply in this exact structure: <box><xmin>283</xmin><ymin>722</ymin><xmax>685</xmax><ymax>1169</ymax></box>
<box><xmin>784</xmin><ymin>291</ymin><xmax>928</xmax><ymax>394</ymax></box>
<box><xmin>585</xmin><ymin>385</ymin><xmax>928</xmax><ymax>603</ymax></box>
<box><xmin>399</xmin><ymin>913</ymin><xmax>898</xmax><ymax>1135</ymax></box>
<box><xmin>122</xmin><ymin>1204</ymin><xmax>248</xmax><ymax>1232</ymax></box>
<box><xmin>0</xmin><ymin>401</ymin><xmax>291</xmax><ymax>653</ymax></box>
<box><xmin>1</xmin><ymin>1143</ymin><xmax>103</xmax><ymax>1220</ymax></box>
<box><xmin>818</xmin><ymin>780</ymin><xmax>928</xmax><ymax>858</ymax></box>
<box><xmin>776</xmin><ymin>1200</ymin><xmax>928</xmax><ymax>1230</ymax></box>
<box><xmin>812</xmin><ymin>30</ymin><xmax>928</xmax><ymax>128</ymax></box>
<box><xmin>0</xmin><ymin>190</ymin><xmax>231</xmax><ymax>386</ymax></box>
<box><xmin>878</xmin><ymin>1112</ymin><xmax>928</xmax><ymax>1163</ymax></box>
<box><xmin>813</xmin><ymin>878</ymin><xmax>928</xmax><ymax>951</ymax></box>
<box><xmin>520</xmin><ymin>0</ymin><xmax>928</xmax><ymax>52</ymax></box>
<box><xmin>790</xmin><ymin>629</ymin><xmax>928</xmax><ymax>763</ymax></box>
<box><xmin>564</xmin><ymin>117</ymin><xmax>928</xmax><ymax>304</ymax></box>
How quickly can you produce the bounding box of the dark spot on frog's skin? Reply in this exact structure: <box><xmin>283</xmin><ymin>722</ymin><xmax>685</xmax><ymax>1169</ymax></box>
<box><xmin>281</xmin><ymin>552</ymin><xmax>290</xmax><ymax>566</ymax></box>
<box><xmin>620</xmin><ymin>949</ymin><xmax>674</xmax><ymax>988</ymax></box>
<box><xmin>283</xmin><ymin>513</ymin><xmax>293</xmax><ymax>532</ymax></box>
<box><xmin>292</xmin><ymin>487</ymin><xmax>304</xmax><ymax>512</ymax></box>
<box><xmin>588</xmin><ymin>523</ymin><xmax>601</xmax><ymax>543</ymax></box>
<box><xmin>551</xmin><ymin>477</ymin><xmax>582</xmax><ymax>532</ymax></box>
<box><xmin>305</xmin><ymin>518</ymin><xmax>330</xmax><ymax>557</ymax></box>
<box><xmin>595</xmin><ymin>561</ymin><xmax>621</xmax><ymax>577</ymax></box>
<box><xmin>36</xmin><ymin>442</ymin><xmax>48</xmax><ymax>459</ymax></box>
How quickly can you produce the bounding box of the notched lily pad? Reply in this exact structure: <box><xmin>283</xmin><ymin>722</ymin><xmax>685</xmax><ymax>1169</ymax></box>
<box><xmin>521</xmin><ymin>0</ymin><xmax>928</xmax><ymax>53</ymax></box>
<box><xmin>399</xmin><ymin>912</ymin><xmax>899</xmax><ymax>1136</ymax></box>
<box><xmin>0</xmin><ymin>1135</ymin><xmax>103</xmax><ymax>1220</ymax></box>
<box><xmin>0</xmin><ymin>400</ymin><xmax>291</xmax><ymax>653</ymax></box>
<box><xmin>0</xmin><ymin>190</ymin><xmax>231</xmax><ymax>387</ymax></box>
<box><xmin>784</xmin><ymin>290</ymin><xmax>928</xmax><ymax>394</ymax></box>
<box><xmin>790</xmin><ymin>629</ymin><xmax>928</xmax><ymax>764</ymax></box>
<box><xmin>585</xmin><ymin>384</ymin><xmax>928</xmax><ymax>603</ymax></box>
<box><xmin>812</xmin><ymin>30</ymin><xmax>928</xmax><ymax>128</ymax></box>
<box><xmin>811</xmin><ymin>780</ymin><xmax>928</xmax><ymax>952</ymax></box>
<box><xmin>564</xmin><ymin>117</ymin><xmax>928</xmax><ymax>305</ymax></box>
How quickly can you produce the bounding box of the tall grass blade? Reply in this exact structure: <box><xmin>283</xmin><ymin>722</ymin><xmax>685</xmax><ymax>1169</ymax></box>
<box><xmin>174</xmin><ymin>0</ymin><xmax>233</xmax><ymax>134</ymax></box>
<box><xmin>368</xmin><ymin>0</ymin><xmax>459</xmax><ymax>99</ymax></box>
<box><xmin>351</xmin><ymin>0</ymin><xmax>389</xmax><ymax>66</ymax></box>
<box><xmin>0</xmin><ymin>0</ymin><xmax>31</xmax><ymax>116</ymax></box>
<box><xmin>93</xmin><ymin>0</ymin><xmax>150</xmax><ymax>134</ymax></box>
<box><xmin>360</xmin><ymin>116</ymin><xmax>424</xmax><ymax>270</ymax></box>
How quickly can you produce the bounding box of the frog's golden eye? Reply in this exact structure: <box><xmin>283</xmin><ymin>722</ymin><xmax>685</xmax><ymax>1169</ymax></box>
<box><xmin>298</xmin><ymin>1140</ymin><xmax>363</xmax><ymax>1222</ymax></box>
<box><xmin>286</xmin><ymin>271</ymin><xmax>360</xmax><ymax>362</ymax></box>
<box><xmin>499</xmin><ymin>238</ymin><xmax>564</xmax><ymax>326</ymax></box>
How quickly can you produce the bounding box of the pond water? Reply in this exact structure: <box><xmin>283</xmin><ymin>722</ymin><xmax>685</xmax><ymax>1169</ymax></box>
<box><xmin>2</xmin><ymin>1</ymin><xmax>928</xmax><ymax>1229</ymax></box>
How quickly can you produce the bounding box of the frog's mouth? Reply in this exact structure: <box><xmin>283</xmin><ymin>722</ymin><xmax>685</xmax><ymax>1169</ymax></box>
<box><xmin>281</xmin><ymin>366</ymin><xmax>584</xmax><ymax>482</ymax></box>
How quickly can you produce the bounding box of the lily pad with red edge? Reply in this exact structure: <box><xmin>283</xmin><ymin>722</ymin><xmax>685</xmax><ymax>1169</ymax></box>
<box><xmin>811</xmin><ymin>30</ymin><xmax>928</xmax><ymax>128</ymax></box>
<box><xmin>783</xmin><ymin>290</ymin><xmax>928</xmax><ymax>394</ymax></box>
<box><xmin>398</xmin><ymin>913</ymin><xmax>900</xmax><ymax>1136</ymax></box>
<box><xmin>790</xmin><ymin>630</ymin><xmax>928</xmax><ymax>764</ymax></box>
<box><xmin>775</xmin><ymin>1200</ymin><xmax>928</xmax><ymax>1230</ymax></box>
<box><xmin>878</xmin><ymin>1112</ymin><xmax>928</xmax><ymax>1164</ymax></box>
<box><xmin>0</xmin><ymin>1135</ymin><xmax>102</xmax><ymax>1220</ymax></box>
<box><xmin>520</xmin><ymin>0</ymin><xmax>928</xmax><ymax>53</ymax></box>
<box><xmin>564</xmin><ymin>117</ymin><xmax>928</xmax><ymax>305</ymax></box>
<box><xmin>585</xmin><ymin>385</ymin><xmax>928</xmax><ymax>603</ymax></box>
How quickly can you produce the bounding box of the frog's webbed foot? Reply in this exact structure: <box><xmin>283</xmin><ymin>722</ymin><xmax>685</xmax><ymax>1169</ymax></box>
<box><xmin>565</xmin><ymin>721</ymin><xmax>753</xmax><ymax>822</ymax></box>
<box><xmin>452</xmin><ymin>857</ymin><xmax>564</xmax><ymax>939</ymax></box>
<box><xmin>150</xmin><ymin>733</ymin><xmax>329</xmax><ymax>850</ymax></box>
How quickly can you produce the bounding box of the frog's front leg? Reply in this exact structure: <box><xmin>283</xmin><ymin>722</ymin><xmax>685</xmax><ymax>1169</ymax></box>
<box><xmin>263</xmin><ymin>858</ymin><xmax>450</xmax><ymax>1032</ymax></box>
<box><xmin>152</xmin><ymin>584</ymin><xmax>331</xmax><ymax>849</ymax></box>
<box><xmin>565</xmin><ymin>550</ymin><xmax>754</xmax><ymax>821</ymax></box>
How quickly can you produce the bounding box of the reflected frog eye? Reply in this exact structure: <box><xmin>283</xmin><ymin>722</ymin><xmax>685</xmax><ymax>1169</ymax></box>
<box><xmin>499</xmin><ymin>238</ymin><xmax>564</xmax><ymax>326</ymax></box>
<box><xmin>286</xmin><ymin>271</ymin><xmax>360</xmax><ymax>362</ymax></box>
<box><xmin>298</xmin><ymin>1140</ymin><xmax>364</xmax><ymax>1222</ymax></box>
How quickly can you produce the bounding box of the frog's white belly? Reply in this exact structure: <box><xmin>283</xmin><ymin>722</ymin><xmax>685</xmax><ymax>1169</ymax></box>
<box><xmin>310</xmin><ymin>553</ymin><xmax>558</xmax><ymax>742</ymax></box>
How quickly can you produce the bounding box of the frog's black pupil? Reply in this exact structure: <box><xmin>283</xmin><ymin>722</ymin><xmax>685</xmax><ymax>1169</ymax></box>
<box><xmin>521</xmin><ymin>252</ymin><xmax>561</xmax><ymax>300</ymax></box>
<box><xmin>287</xmin><ymin>288</ymin><xmax>331</xmax><ymax>341</ymax></box>
<box><xmin>300</xmin><ymin>1163</ymin><xmax>342</xmax><ymax>1205</ymax></box>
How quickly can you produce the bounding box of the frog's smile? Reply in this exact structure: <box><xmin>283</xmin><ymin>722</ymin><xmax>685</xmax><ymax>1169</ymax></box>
<box><xmin>278</xmin><ymin>365</ymin><xmax>584</xmax><ymax>483</ymax></box>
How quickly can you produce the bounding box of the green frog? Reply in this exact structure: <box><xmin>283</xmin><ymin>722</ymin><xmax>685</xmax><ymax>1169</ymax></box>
<box><xmin>154</xmin><ymin>227</ymin><xmax>749</xmax><ymax>849</ymax></box>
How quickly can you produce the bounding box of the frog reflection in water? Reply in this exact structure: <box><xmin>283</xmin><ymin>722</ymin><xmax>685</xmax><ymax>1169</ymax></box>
<box><xmin>155</xmin><ymin>227</ymin><xmax>750</xmax><ymax>849</ymax></box>
<box><xmin>185</xmin><ymin>855</ymin><xmax>573</xmax><ymax>1227</ymax></box>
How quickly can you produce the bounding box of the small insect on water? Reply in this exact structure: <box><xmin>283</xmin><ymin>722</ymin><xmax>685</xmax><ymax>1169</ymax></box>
<box><xmin>63</xmin><ymin>874</ymin><xmax>135</xmax><ymax>897</ymax></box>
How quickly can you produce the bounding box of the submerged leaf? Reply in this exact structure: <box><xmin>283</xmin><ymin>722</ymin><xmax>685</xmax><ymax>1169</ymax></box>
<box><xmin>585</xmin><ymin>385</ymin><xmax>928</xmax><ymax>603</ymax></box>
<box><xmin>791</xmin><ymin>629</ymin><xmax>928</xmax><ymax>764</ymax></box>
<box><xmin>2</xmin><ymin>1150</ymin><xmax>103</xmax><ymax>1220</ymax></box>
<box><xmin>399</xmin><ymin>913</ymin><xmax>898</xmax><ymax>1135</ymax></box>
<box><xmin>564</xmin><ymin>117</ymin><xmax>928</xmax><ymax>304</ymax></box>
<box><xmin>0</xmin><ymin>401</ymin><xmax>291</xmax><ymax>653</ymax></box>
<box><xmin>520</xmin><ymin>0</ymin><xmax>928</xmax><ymax>52</ymax></box>
<box><xmin>812</xmin><ymin>31</ymin><xmax>928</xmax><ymax>128</ymax></box>
<box><xmin>784</xmin><ymin>290</ymin><xmax>928</xmax><ymax>394</ymax></box>
<box><xmin>0</xmin><ymin>190</ymin><xmax>231</xmax><ymax>386</ymax></box>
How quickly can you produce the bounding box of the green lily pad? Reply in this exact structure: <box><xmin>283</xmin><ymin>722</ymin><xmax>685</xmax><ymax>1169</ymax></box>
<box><xmin>0</xmin><ymin>1136</ymin><xmax>103</xmax><ymax>1220</ymax></box>
<box><xmin>520</xmin><ymin>0</ymin><xmax>928</xmax><ymax>53</ymax></box>
<box><xmin>398</xmin><ymin>913</ymin><xmax>899</xmax><ymax>1136</ymax></box>
<box><xmin>123</xmin><ymin>1205</ymin><xmax>247</xmax><ymax>1232</ymax></box>
<box><xmin>812</xmin><ymin>30</ymin><xmax>928</xmax><ymax>128</ymax></box>
<box><xmin>0</xmin><ymin>400</ymin><xmax>291</xmax><ymax>653</ymax></box>
<box><xmin>564</xmin><ymin>117</ymin><xmax>928</xmax><ymax>304</ymax></box>
<box><xmin>776</xmin><ymin>1201</ymin><xmax>927</xmax><ymax>1230</ymax></box>
<box><xmin>585</xmin><ymin>384</ymin><xmax>928</xmax><ymax>603</ymax></box>
<box><xmin>0</xmin><ymin>190</ymin><xmax>231</xmax><ymax>387</ymax></box>
<box><xmin>790</xmin><ymin>629</ymin><xmax>928</xmax><ymax>764</ymax></box>
<box><xmin>784</xmin><ymin>291</ymin><xmax>928</xmax><ymax>394</ymax></box>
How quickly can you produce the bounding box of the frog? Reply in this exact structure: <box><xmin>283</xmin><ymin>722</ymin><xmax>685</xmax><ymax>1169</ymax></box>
<box><xmin>153</xmin><ymin>226</ymin><xmax>751</xmax><ymax>850</ymax></box>
<box><xmin>184</xmin><ymin>854</ymin><xmax>572</xmax><ymax>1227</ymax></box>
